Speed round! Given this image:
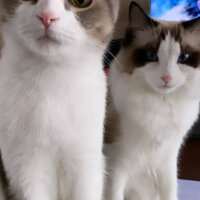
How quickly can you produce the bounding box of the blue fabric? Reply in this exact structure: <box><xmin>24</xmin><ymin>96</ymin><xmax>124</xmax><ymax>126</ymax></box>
<box><xmin>151</xmin><ymin>0</ymin><xmax>200</xmax><ymax>19</ymax></box>
<box><xmin>178</xmin><ymin>180</ymin><xmax>200</xmax><ymax>200</ymax></box>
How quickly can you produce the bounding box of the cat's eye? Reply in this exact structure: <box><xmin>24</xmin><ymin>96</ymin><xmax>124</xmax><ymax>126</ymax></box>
<box><xmin>70</xmin><ymin>0</ymin><xmax>92</xmax><ymax>8</ymax></box>
<box><xmin>178</xmin><ymin>54</ymin><xmax>190</xmax><ymax>64</ymax></box>
<box><xmin>146</xmin><ymin>51</ymin><xmax>158</xmax><ymax>62</ymax></box>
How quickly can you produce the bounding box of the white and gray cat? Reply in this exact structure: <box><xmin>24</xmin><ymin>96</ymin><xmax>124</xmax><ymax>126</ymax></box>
<box><xmin>0</xmin><ymin>0</ymin><xmax>119</xmax><ymax>199</ymax></box>
<box><xmin>105</xmin><ymin>2</ymin><xmax>200</xmax><ymax>200</ymax></box>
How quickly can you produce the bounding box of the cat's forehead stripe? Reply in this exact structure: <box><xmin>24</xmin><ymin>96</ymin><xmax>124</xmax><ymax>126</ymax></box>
<box><xmin>158</xmin><ymin>24</ymin><xmax>182</xmax><ymax>42</ymax></box>
<box><xmin>124</xmin><ymin>22</ymin><xmax>185</xmax><ymax>49</ymax></box>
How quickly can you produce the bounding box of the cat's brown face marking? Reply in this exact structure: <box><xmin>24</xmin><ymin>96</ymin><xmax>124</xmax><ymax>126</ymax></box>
<box><xmin>128</xmin><ymin>23</ymin><xmax>200</xmax><ymax>69</ymax></box>
<box><xmin>117</xmin><ymin>2</ymin><xmax>200</xmax><ymax>74</ymax></box>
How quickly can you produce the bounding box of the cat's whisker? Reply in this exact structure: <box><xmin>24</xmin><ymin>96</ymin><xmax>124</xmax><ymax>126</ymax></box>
<box><xmin>104</xmin><ymin>53</ymin><xmax>125</xmax><ymax>71</ymax></box>
<box><xmin>86</xmin><ymin>38</ymin><xmax>126</xmax><ymax>70</ymax></box>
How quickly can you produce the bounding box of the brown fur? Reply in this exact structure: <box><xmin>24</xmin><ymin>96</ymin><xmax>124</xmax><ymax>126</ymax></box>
<box><xmin>113</xmin><ymin>0</ymin><xmax>150</xmax><ymax>39</ymax></box>
<box><xmin>118</xmin><ymin>20</ymin><xmax>200</xmax><ymax>73</ymax></box>
<box><xmin>75</xmin><ymin>0</ymin><xmax>119</xmax><ymax>43</ymax></box>
<box><xmin>104</xmin><ymin>89</ymin><xmax>120</xmax><ymax>144</ymax></box>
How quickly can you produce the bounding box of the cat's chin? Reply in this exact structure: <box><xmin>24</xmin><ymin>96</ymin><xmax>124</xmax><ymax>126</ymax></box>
<box><xmin>22</xmin><ymin>37</ymin><xmax>69</xmax><ymax>58</ymax></box>
<box><xmin>37</xmin><ymin>35</ymin><xmax>61</xmax><ymax>46</ymax></box>
<box><xmin>151</xmin><ymin>85</ymin><xmax>178</xmax><ymax>95</ymax></box>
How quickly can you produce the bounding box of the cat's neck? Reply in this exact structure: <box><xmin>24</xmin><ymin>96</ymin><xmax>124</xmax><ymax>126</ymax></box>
<box><xmin>0</xmin><ymin>34</ymin><xmax>106</xmax><ymax>97</ymax></box>
<box><xmin>2</xmin><ymin>30</ymin><xmax>104</xmax><ymax>70</ymax></box>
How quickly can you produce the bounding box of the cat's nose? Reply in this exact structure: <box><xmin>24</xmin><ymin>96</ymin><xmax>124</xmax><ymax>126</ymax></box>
<box><xmin>38</xmin><ymin>13</ymin><xmax>59</xmax><ymax>29</ymax></box>
<box><xmin>161</xmin><ymin>75</ymin><xmax>172</xmax><ymax>84</ymax></box>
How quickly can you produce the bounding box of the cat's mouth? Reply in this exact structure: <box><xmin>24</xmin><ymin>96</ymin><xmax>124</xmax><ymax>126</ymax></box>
<box><xmin>37</xmin><ymin>32</ymin><xmax>60</xmax><ymax>44</ymax></box>
<box><xmin>161</xmin><ymin>84</ymin><xmax>172</xmax><ymax>89</ymax></box>
<box><xmin>159</xmin><ymin>84</ymin><xmax>175</xmax><ymax>91</ymax></box>
<box><xmin>156</xmin><ymin>84</ymin><xmax>177</xmax><ymax>94</ymax></box>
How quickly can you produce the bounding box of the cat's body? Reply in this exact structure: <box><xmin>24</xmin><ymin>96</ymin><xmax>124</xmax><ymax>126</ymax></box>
<box><xmin>1</xmin><ymin>39</ymin><xmax>105</xmax><ymax>200</ymax></box>
<box><xmin>105</xmin><ymin>68</ymin><xmax>199</xmax><ymax>200</ymax></box>
<box><xmin>0</xmin><ymin>0</ymin><xmax>119</xmax><ymax>199</ymax></box>
<box><xmin>105</xmin><ymin>2</ymin><xmax>200</xmax><ymax>200</ymax></box>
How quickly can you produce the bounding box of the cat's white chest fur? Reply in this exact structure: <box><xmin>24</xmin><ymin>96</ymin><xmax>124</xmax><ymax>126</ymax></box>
<box><xmin>0</xmin><ymin>44</ymin><xmax>106</xmax><ymax>200</ymax></box>
<box><xmin>105</xmin><ymin>67</ymin><xmax>199</xmax><ymax>200</ymax></box>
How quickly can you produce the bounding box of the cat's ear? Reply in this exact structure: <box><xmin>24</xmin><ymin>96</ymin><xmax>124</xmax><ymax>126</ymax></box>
<box><xmin>182</xmin><ymin>16</ymin><xmax>200</xmax><ymax>33</ymax></box>
<box><xmin>129</xmin><ymin>1</ymin><xmax>158</xmax><ymax>29</ymax></box>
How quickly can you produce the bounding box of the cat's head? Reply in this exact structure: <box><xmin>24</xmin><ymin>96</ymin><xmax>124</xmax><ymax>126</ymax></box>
<box><xmin>114</xmin><ymin>2</ymin><xmax>200</xmax><ymax>95</ymax></box>
<box><xmin>0</xmin><ymin>0</ymin><xmax>119</xmax><ymax>56</ymax></box>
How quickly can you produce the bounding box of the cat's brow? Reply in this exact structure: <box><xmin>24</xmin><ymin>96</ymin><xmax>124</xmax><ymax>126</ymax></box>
<box><xmin>181</xmin><ymin>44</ymin><xmax>200</xmax><ymax>54</ymax></box>
<box><xmin>158</xmin><ymin>24</ymin><xmax>182</xmax><ymax>42</ymax></box>
<box><xmin>137</xmin><ymin>42</ymin><xmax>159</xmax><ymax>52</ymax></box>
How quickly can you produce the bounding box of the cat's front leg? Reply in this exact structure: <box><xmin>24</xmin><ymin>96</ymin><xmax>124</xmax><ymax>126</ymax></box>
<box><xmin>73</xmin><ymin>156</ymin><xmax>104</xmax><ymax>200</ymax></box>
<box><xmin>105</xmin><ymin>168</ymin><xmax>127</xmax><ymax>200</ymax></box>
<box><xmin>158</xmin><ymin>159</ymin><xmax>178</xmax><ymax>200</ymax></box>
<box><xmin>5</xmin><ymin>151</ymin><xmax>57</xmax><ymax>200</ymax></box>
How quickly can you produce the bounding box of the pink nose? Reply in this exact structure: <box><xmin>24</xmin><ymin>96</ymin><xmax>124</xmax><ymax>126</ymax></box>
<box><xmin>38</xmin><ymin>13</ymin><xmax>59</xmax><ymax>29</ymax></box>
<box><xmin>161</xmin><ymin>75</ymin><xmax>172</xmax><ymax>84</ymax></box>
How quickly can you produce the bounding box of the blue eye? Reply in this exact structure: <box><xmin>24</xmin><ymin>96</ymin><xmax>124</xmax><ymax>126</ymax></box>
<box><xmin>146</xmin><ymin>52</ymin><xmax>158</xmax><ymax>62</ymax></box>
<box><xmin>178</xmin><ymin>54</ymin><xmax>190</xmax><ymax>63</ymax></box>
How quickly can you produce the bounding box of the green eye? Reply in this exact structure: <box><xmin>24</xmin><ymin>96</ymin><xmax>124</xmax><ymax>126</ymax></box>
<box><xmin>70</xmin><ymin>0</ymin><xmax>92</xmax><ymax>8</ymax></box>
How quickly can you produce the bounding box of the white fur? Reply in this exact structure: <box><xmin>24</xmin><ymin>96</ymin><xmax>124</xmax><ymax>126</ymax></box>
<box><xmin>0</xmin><ymin>1</ymin><xmax>107</xmax><ymax>200</ymax></box>
<box><xmin>105</xmin><ymin>35</ymin><xmax>200</xmax><ymax>200</ymax></box>
<box><xmin>145</xmin><ymin>35</ymin><xmax>186</xmax><ymax>95</ymax></box>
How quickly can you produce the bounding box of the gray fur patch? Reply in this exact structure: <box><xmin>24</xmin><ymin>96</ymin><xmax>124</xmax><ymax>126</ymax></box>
<box><xmin>76</xmin><ymin>5</ymin><xmax>101</xmax><ymax>29</ymax></box>
<box><xmin>0</xmin><ymin>0</ymin><xmax>21</xmax><ymax>23</ymax></box>
<box><xmin>2</xmin><ymin>0</ymin><xmax>20</xmax><ymax>16</ymax></box>
<box><xmin>75</xmin><ymin>0</ymin><xmax>119</xmax><ymax>43</ymax></box>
